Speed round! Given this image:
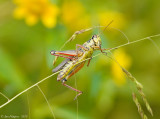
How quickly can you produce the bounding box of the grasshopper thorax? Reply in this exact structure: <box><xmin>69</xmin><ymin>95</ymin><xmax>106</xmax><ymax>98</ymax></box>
<box><xmin>91</xmin><ymin>35</ymin><xmax>102</xmax><ymax>48</ymax></box>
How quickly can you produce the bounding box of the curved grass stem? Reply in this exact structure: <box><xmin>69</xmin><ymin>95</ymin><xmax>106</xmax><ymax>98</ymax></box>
<box><xmin>0</xmin><ymin>72</ymin><xmax>60</xmax><ymax>109</ymax></box>
<box><xmin>37</xmin><ymin>85</ymin><xmax>56</xmax><ymax>119</ymax></box>
<box><xmin>0</xmin><ymin>33</ymin><xmax>159</xmax><ymax>111</ymax></box>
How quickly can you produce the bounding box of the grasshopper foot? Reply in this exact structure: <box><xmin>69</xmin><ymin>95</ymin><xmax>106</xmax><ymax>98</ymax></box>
<box><xmin>74</xmin><ymin>91</ymin><xmax>83</xmax><ymax>100</ymax></box>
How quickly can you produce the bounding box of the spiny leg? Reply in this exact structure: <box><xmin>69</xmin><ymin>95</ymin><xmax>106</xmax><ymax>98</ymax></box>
<box><xmin>101</xmin><ymin>48</ymin><xmax>117</xmax><ymax>51</ymax></box>
<box><xmin>51</xmin><ymin>50</ymin><xmax>77</xmax><ymax>66</ymax></box>
<box><xmin>66</xmin><ymin>62</ymin><xmax>85</xmax><ymax>79</ymax></box>
<box><xmin>62</xmin><ymin>62</ymin><xmax>85</xmax><ymax>100</ymax></box>
<box><xmin>51</xmin><ymin>50</ymin><xmax>77</xmax><ymax>56</ymax></box>
<box><xmin>100</xmin><ymin>48</ymin><xmax>118</xmax><ymax>55</ymax></box>
<box><xmin>62</xmin><ymin>81</ymin><xmax>83</xmax><ymax>100</ymax></box>
<box><xmin>76</xmin><ymin>44</ymin><xmax>89</xmax><ymax>51</ymax></box>
<box><xmin>50</xmin><ymin>50</ymin><xmax>77</xmax><ymax>62</ymax></box>
<box><xmin>92</xmin><ymin>46</ymin><xmax>116</xmax><ymax>54</ymax></box>
<box><xmin>75</xmin><ymin>44</ymin><xmax>89</xmax><ymax>57</ymax></box>
<box><xmin>87</xmin><ymin>57</ymin><xmax>92</xmax><ymax>67</ymax></box>
<box><xmin>52</xmin><ymin>54</ymin><xmax>75</xmax><ymax>60</ymax></box>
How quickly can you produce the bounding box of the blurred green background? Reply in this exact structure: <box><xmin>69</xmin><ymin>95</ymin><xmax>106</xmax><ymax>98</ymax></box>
<box><xmin>0</xmin><ymin>0</ymin><xmax>160</xmax><ymax>119</ymax></box>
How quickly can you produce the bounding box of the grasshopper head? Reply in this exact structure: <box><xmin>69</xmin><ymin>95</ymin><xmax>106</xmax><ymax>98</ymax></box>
<box><xmin>92</xmin><ymin>35</ymin><xmax>102</xmax><ymax>48</ymax></box>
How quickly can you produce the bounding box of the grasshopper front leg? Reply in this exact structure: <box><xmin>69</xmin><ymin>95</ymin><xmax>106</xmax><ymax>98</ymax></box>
<box><xmin>92</xmin><ymin>46</ymin><xmax>114</xmax><ymax>54</ymax></box>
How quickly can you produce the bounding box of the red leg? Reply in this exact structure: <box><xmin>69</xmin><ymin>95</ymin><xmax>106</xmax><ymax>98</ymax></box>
<box><xmin>54</xmin><ymin>50</ymin><xmax>77</xmax><ymax>56</ymax></box>
<box><xmin>67</xmin><ymin>62</ymin><xmax>85</xmax><ymax>79</ymax></box>
<box><xmin>76</xmin><ymin>44</ymin><xmax>88</xmax><ymax>51</ymax></box>
<box><xmin>62</xmin><ymin>82</ymin><xmax>83</xmax><ymax>100</ymax></box>
<box><xmin>50</xmin><ymin>50</ymin><xmax>78</xmax><ymax>60</ymax></box>
<box><xmin>52</xmin><ymin>54</ymin><xmax>75</xmax><ymax>60</ymax></box>
<box><xmin>101</xmin><ymin>48</ymin><xmax>115</xmax><ymax>51</ymax></box>
<box><xmin>100</xmin><ymin>48</ymin><xmax>115</xmax><ymax>54</ymax></box>
<box><xmin>50</xmin><ymin>50</ymin><xmax>77</xmax><ymax>56</ymax></box>
<box><xmin>92</xmin><ymin>46</ymin><xmax>112</xmax><ymax>54</ymax></box>
<box><xmin>51</xmin><ymin>50</ymin><xmax>77</xmax><ymax>66</ymax></box>
<box><xmin>92</xmin><ymin>46</ymin><xmax>100</xmax><ymax>50</ymax></box>
<box><xmin>87</xmin><ymin>57</ymin><xmax>92</xmax><ymax>67</ymax></box>
<box><xmin>62</xmin><ymin>62</ymin><xmax>85</xmax><ymax>100</ymax></box>
<box><xmin>76</xmin><ymin>44</ymin><xmax>88</xmax><ymax>57</ymax></box>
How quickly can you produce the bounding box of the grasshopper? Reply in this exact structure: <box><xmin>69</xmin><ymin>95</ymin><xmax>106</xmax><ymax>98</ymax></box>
<box><xmin>50</xmin><ymin>21</ymin><xmax>113</xmax><ymax>99</ymax></box>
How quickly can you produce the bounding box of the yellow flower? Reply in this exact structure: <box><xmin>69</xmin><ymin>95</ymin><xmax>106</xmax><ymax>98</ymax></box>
<box><xmin>111</xmin><ymin>48</ymin><xmax>131</xmax><ymax>86</ymax></box>
<box><xmin>61</xmin><ymin>0</ymin><xmax>91</xmax><ymax>30</ymax></box>
<box><xmin>98</xmin><ymin>11</ymin><xmax>126</xmax><ymax>29</ymax></box>
<box><xmin>13</xmin><ymin>0</ymin><xmax>59</xmax><ymax>28</ymax></box>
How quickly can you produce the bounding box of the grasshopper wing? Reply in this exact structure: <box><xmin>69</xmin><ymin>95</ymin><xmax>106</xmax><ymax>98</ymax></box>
<box><xmin>52</xmin><ymin>58</ymin><xmax>71</xmax><ymax>73</ymax></box>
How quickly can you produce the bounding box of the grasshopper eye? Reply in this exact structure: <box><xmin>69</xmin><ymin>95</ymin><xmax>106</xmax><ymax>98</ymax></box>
<box><xmin>92</xmin><ymin>35</ymin><xmax>97</xmax><ymax>39</ymax></box>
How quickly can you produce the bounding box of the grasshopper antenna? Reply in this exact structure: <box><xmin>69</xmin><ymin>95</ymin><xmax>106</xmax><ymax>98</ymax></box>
<box><xmin>98</xmin><ymin>20</ymin><xmax>114</xmax><ymax>53</ymax></box>
<box><xmin>98</xmin><ymin>20</ymin><xmax>114</xmax><ymax>36</ymax></box>
<box><xmin>103</xmin><ymin>20</ymin><xmax>114</xmax><ymax>32</ymax></box>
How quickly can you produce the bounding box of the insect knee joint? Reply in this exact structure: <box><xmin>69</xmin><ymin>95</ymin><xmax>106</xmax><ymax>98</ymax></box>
<box><xmin>50</xmin><ymin>50</ymin><xmax>56</xmax><ymax>55</ymax></box>
<box><xmin>62</xmin><ymin>78</ymin><xmax>67</xmax><ymax>83</ymax></box>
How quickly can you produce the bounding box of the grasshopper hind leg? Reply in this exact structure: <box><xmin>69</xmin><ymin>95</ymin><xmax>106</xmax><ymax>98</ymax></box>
<box><xmin>61</xmin><ymin>62</ymin><xmax>85</xmax><ymax>99</ymax></box>
<box><xmin>61</xmin><ymin>78</ymin><xmax>83</xmax><ymax>100</ymax></box>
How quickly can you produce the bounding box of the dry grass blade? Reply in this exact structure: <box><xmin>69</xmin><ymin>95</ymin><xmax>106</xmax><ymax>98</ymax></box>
<box><xmin>148</xmin><ymin>37</ymin><xmax>160</xmax><ymax>55</ymax></box>
<box><xmin>102</xmin><ymin>52</ymin><xmax>153</xmax><ymax>119</ymax></box>
<box><xmin>138</xmin><ymin>88</ymin><xmax>153</xmax><ymax>116</ymax></box>
<box><xmin>0</xmin><ymin>92</ymin><xmax>9</xmax><ymax>101</ymax></box>
<box><xmin>122</xmin><ymin>68</ymin><xmax>153</xmax><ymax>116</ymax></box>
<box><xmin>0</xmin><ymin>71</ymin><xmax>60</xmax><ymax>109</ymax></box>
<box><xmin>37</xmin><ymin>85</ymin><xmax>56</xmax><ymax>119</ymax></box>
<box><xmin>132</xmin><ymin>93</ymin><xmax>148</xmax><ymax>119</ymax></box>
